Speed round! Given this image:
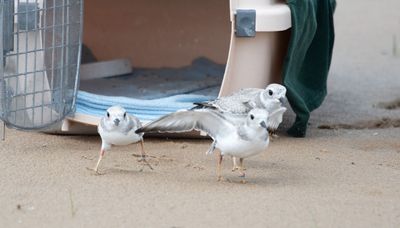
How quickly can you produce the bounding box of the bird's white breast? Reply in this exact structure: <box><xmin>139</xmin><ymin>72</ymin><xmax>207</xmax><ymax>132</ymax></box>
<box><xmin>216</xmin><ymin>134</ymin><xmax>269</xmax><ymax>158</ymax></box>
<box><xmin>98</xmin><ymin>127</ymin><xmax>141</xmax><ymax>146</ymax></box>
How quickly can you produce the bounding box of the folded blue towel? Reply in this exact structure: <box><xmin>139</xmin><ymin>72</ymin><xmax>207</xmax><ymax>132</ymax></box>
<box><xmin>76</xmin><ymin>91</ymin><xmax>217</xmax><ymax>120</ymax></box>
<box><xmin>76</xmin><ymin>57</ymin><xmax>224</xmax><ymax>121</ymax></box>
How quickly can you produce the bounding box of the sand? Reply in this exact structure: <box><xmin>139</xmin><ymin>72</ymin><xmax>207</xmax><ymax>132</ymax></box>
<box><xmin>0</xmin><ymin>128</ymin><xmax>399</xmax><ymax>227</ymax></box>
<box><xmin>1</xmin><ymin>0</ymin><xmax>400</xmax><ymax>227</ymax></box>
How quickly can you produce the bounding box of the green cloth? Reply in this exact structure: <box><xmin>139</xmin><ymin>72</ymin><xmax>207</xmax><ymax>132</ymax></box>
<box><xmin>282</xmin><ymin>0</ymin><xmax>336</xmax><ymax>137</ymax></box>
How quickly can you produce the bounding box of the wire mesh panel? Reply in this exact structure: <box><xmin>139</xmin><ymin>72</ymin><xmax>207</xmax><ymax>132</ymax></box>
<box><xmin>0</xmin><ymin>0</ymin><xmax>82</xmax><ymax>130</ymax></box>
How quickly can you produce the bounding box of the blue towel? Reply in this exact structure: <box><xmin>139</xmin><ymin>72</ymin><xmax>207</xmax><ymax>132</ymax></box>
<box><xmin>76</xmin><ymin>91</ymin><xmax>216</xmax><ymax>120</ymax></box>
<box><xmin>75</xmin><ymin>57</ymin><xmax>224</xmax><ymax>121</ymax></box>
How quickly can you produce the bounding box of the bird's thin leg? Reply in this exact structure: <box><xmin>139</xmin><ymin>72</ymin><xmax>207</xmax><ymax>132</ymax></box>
<box><xmin>232</xmin><ymin>156</ymin><xmax>239</xmax><ymax>171</ymax></box>
<box><xmin>138</xmin><ymin>139</ymin><xmax>153</xmax><ymax>171</ymax></box>
<box><xmin>217</xmin><ymin>152</ymin><xmax>224</xmax><ymax>181</ymax></box>
<box><xmin>239</xmin><ymin>158</ymin><xmax>246</xmax><ymax>184</ymax></box>
<box><xmin>233</xmin><ymin>156</ymin><xmax>246</xmax><ymax>171</ymax></box>
<box><xmin>92</xmin><ymin>148</ymin><xmax>105</xmax><ymax>174</ymax></box>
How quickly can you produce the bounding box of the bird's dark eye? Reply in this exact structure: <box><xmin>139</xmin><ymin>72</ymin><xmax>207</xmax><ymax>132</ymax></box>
<box><xmin>107</xmin><ymin>112</ymin><xmax>110</xmax><ymax>118</ymax></box>
<box><xmin>123</xmin><ymin>112</ymin><xmax>127</xmax><ymax>118</ymax></box>
<box><xmin>268</xmin><ymin>90</ymin><xmax>273</xmax><ymax>96</ymax></box>
<box><xmin>250</xmin><ymin>114</ymin><xmax>254</xmax><ymax>120</ymax></box>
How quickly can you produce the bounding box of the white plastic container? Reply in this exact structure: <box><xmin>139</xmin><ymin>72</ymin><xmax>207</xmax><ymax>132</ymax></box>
<box><xmin>60</xmin><ymin>0</ymin><xmax>291</xmax><ymax>133</ymax></box>
<box><xmin>220</xmin><ymin>0</ymin><xmax>291</xmax><ymax>96</ymax></box>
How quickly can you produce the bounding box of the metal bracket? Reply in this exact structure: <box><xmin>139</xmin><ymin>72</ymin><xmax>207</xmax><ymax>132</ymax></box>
<box><xmin>235</xmin><ymin>9</ymin><xmax>256</xmax><ymax>37</ymax></box>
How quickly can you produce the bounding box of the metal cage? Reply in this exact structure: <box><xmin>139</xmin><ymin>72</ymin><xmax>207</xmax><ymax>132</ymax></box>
<box><xmin>0</xmin><ymin>0</ymin><xmax>82</xmax><ymax>130</ymax></box>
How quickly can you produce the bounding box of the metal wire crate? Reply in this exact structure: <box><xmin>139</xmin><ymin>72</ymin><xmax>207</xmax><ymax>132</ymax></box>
<box><xmin>0</xmin><ymin>0</ymin><xmax>82</xmax><ymax>130</ymax></box>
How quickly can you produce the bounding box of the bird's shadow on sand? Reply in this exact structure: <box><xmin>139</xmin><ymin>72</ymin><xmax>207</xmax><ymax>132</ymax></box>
<box><xmin>248</xmin><ymin>160</ymin><xmax>307</xmax><ymax>186</ymax></box>
<box><xmin>191</xmin><ymin>161</ymin><xmax>307</xmax><ymax>187</ymax></box>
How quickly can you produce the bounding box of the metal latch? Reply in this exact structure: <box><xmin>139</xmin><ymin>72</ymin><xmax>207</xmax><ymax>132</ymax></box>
<box><xmin>235</xmin><ymin>9</ymin><xmax>256</xmax><ymax>37</ymax></box>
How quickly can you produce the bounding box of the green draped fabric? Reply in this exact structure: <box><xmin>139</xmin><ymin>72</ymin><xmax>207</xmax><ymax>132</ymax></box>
<box><xmin>283</xmin><ymin>0</ymin><xmax>336</xmax><ymax>137</ymax></box>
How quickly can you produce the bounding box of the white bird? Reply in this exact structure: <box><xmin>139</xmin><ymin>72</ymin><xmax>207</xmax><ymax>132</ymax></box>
<box><xmin>136</xmin><ymin>108</ymin><xmax>270</xmax><ymax>183</ymax></box>
<box><xmin>194</xmin><ymin>83</ymin><xmax>287</xmax><ymax>133</ymax></box>
<box><xmin>90</xmin><ymin>105</ymin><xmax>152</xmax><ymax>174</ymax></box>
<box><xmin>193</xmin><ymin>84</ymin><xmax>287</xmax><ymax>171</ymax></box>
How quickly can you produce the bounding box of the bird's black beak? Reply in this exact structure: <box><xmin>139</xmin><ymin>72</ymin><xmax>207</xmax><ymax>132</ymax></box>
<box><xmin>114</xmin><ymin>118</ymin><xmax>120</xmax><ymax>126</ymax></box>
<box><xmin>279</xmin><ymin>97</ymin><xmax>286</xmax><ymax>104</ymax></box>
<box><xmin>260</xmin><ymin>121</ymin><xmax>268</xmax><ymax>130</ymax></box>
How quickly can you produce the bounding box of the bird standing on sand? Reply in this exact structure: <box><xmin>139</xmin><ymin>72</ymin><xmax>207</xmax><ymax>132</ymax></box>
<box><xmin>136</xmin><ymin>108</ymin><xmax>270</xmax><ymax>183</ymax></box>
<box><xmin>194</xmin><ymin>83</ymin><xmax>287</xmax><ymax>133</ymax></box>
<box><xmin>90</xmin><ymin>106</ymin><xmax>152</xmax><ymax>174</ymax></box>
<box><xmin>193</xmin><ymin>83</ymin><xmax>287</xmax><ymax>170</ymax></box>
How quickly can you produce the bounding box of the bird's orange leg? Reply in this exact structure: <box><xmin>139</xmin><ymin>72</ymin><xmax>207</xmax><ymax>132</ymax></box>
<box><xmin>91</xmin><ymin>148</ymin><xmax>105</xmax><ymax>174</ymax></box>
<box><xmin>239</xmin><ymin>158</ymin><xmax>246</xmax><ymax>184</ymax></box>
<box><xmin>217</xmin><ymin>153</ymin><xmax>224</xmax><ymax>181</ymax></box>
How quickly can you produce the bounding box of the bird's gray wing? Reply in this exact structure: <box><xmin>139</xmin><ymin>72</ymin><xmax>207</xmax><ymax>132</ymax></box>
<box><xmin>136</xmin><ymin>110</ymin><xmax>235</xmax><ymax>140</ymax></box>
<box><xmin>193</xmin><ymin>88</ymin><xmax>263</xmax><ymax>114</ymax></box>
<box><xmin>130</xmin><ymin>114</ymin><xmax>142</xmax><ymax>128</ymax></box>
<box><xmin>237</xmin><ymin>125</ymin><xmax>251</xmax><ymax>141</ymax></box>
<box><xmin>242</xmin><ymin>100</ymin><xmax>257</xmax><ymax>109</ymax></box>
<box><xmin>98</xmin><ymin>117</ymin><xmax>109</xmax><ymax>133</ymax></box>
<box><xmin>232</xmin><ymin>88</ymin><xmax>263</xmax><ymax>97</ymax></box>
<box><xmin>214</xmin><ymin>88</ymin><xmax>263</xmax><ymax>113</ymax></box>
<box><xmin>267</xmin><ymin>107</ymin><xmax>287</xmax><ymax>130</ymax></box>
<box><xmin>213</xmin><ymin>98</ymin><xmax>250</xmax><ymax>113</ymax></box>
<box><xmin>120</xmin><ymin>115</ymin><xmax>141</xmax><ymax>135</ymax></box>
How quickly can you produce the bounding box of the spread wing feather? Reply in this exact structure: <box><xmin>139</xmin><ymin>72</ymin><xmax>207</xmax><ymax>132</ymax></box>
<box><xmin>136</xmin><ymin>110</ymin><xmax>235</xmax><ymax>140</ymax></box>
